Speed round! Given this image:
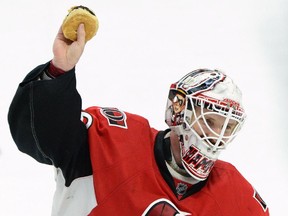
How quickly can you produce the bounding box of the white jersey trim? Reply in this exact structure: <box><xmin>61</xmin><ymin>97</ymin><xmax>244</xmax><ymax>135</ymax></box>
<box><xmin>52</xmin><ymin>168</ymin><xmax>97</xmax><ymax>216</ymax></box>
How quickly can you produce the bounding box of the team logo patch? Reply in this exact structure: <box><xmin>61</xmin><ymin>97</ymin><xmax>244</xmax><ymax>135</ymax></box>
<box><xmin>253</xmin><ymin>189</ymin><xmax>268</xmax><ymax>212</ymax></box>
<box><xmin>142</xmin><ymin>198</ymin><xmax>191</xmax><ymax>216</ymax></box>
<box><xmin>100</xmin><ymin>107</ymin><xmax>128</xmax><ymax>129</ymax></box>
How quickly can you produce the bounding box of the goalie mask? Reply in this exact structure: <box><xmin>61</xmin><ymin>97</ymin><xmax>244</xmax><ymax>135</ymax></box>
<box><xmin>165</xmin><ymin>69</ymin><xmax>246</xmax><ymax>181</ymax></box>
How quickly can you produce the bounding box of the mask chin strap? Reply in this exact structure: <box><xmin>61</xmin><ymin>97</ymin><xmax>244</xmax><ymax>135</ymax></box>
<box><xmin>212</xmin><ymin>107</ymin><xmax>233</xmax><ymax>151</ymax></box>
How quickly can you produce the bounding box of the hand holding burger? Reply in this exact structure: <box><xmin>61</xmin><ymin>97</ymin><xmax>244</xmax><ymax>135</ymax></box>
<box><xmin>51</xmin><ymin>5</ymin><xmax>99</xmax><ymax>71</ymax></box>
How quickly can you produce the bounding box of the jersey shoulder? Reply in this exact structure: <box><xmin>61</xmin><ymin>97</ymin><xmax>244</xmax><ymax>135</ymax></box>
<box><xmin>85</xmin><ymin>106</ymin><xmax>153</xmax><ymax>130</ymax></box>
<box><xmin>83</xmin><ymin>106</ymin><xmax>158</xmax><ymax>154</ymax></box>
<box><xmin>209</xmin><ymin>160</ymin><xmax>269</xmax><ymax>215</ymax></box>
<box><xmin>210</xmin><ymin>160</ymin><xmax>253</xmax><ymax>193</ymax></box>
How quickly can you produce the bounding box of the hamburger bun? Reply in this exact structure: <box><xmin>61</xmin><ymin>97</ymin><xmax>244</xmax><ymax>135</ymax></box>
<box><xmin>62</xmin><ymin>5</ymin><xmax>99</xmax><ymax>42</ymax></box>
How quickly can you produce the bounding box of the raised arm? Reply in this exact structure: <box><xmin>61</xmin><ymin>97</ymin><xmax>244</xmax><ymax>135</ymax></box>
<box><xmin>8</xmin><ymin>24</ymin><xmax>91</xmax><ymax>178</ymax></box>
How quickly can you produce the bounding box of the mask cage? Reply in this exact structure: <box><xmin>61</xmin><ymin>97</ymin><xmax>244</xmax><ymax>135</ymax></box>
<box><xmin>183</xmin><ymin>95</ymin><xmax>246</xmax><ymax>151</ymax></box>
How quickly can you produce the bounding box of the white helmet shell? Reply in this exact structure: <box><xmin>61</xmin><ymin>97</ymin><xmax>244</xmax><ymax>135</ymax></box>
<box><xmin>165</xmin><ymin>69</ymin><xmax>246</xmax><ymax>181</ymax></box>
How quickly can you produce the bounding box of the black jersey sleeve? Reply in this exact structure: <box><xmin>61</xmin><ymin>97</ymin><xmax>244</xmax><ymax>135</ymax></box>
<box><xmin>8</xmin><ymin>62</ymin><xmax>92</xmax><ymax>186</ymax></box>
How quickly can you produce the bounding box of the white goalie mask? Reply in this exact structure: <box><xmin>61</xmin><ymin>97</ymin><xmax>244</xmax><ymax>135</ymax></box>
<box><xmin>165</xmin><ymin>69</ymin><xmax>246</xmax><ymax>181</ymax></box>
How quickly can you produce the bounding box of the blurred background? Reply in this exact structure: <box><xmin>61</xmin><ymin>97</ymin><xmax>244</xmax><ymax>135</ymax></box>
<box><xmin>1</xmin><ymin>0</ymin><xmax>287</xmax><ymax>215</ymax></box>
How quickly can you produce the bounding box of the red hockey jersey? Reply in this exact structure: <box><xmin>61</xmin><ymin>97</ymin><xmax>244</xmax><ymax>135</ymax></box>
<box><xmin>8</xmin><ymin>64</ymin><xmax>269</xmax><ymax>216</ymax></box>
<box><xmin>80</xmin><ymin>106</ymin><xmax>269</xmax><ymax>215</ymax></box>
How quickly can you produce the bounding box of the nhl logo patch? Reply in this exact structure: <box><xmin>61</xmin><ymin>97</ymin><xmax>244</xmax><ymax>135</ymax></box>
<box><xmin>176</xmin><ymin>182</ymin><xmax>188</xmax><ymax>196</ymax></box>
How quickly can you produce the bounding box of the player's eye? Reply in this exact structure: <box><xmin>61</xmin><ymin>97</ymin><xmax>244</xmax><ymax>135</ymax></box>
<box><xmin>205</xmin><ymin>119</ymin><xmax>214</xmax><ymax>128</ymax></box>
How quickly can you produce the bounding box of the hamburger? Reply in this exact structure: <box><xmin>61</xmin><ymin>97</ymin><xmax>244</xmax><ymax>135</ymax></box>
<box><xmin>62</xmin><ymin>5</ymin><xmax>99</xmax><ymax>42</ymax></box>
